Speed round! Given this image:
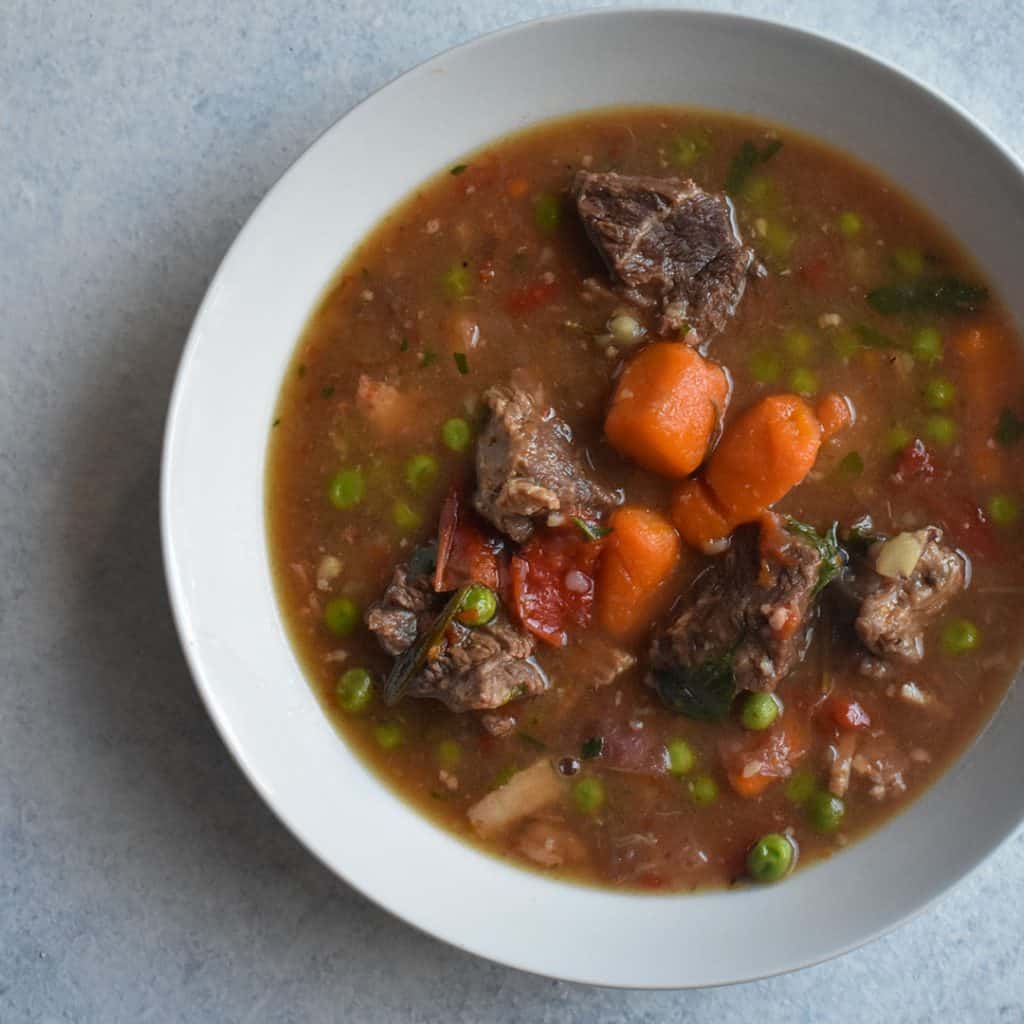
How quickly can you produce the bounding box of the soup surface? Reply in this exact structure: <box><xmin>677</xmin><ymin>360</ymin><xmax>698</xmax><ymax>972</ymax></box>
<box><xmin>268</xmin><ymin>108</ymin><xmax>1024</xmax><ymax>891</ymax></box>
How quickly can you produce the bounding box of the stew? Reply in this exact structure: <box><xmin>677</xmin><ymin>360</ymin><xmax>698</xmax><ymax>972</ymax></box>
<box><xmin>267</xmin><ymin>108</ymin><xmax>1024</xmax><ymax>890</ymax></box>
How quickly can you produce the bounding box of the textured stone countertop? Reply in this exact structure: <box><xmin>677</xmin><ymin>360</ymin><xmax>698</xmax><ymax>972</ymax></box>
<box><xmin>2</xmin><ymin>1</ymin><xmax>1022</xmax><ymax>1020</ymax></box>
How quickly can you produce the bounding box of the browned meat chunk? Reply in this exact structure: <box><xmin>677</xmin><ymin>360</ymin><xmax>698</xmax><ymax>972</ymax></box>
<box><xmin>474</xmin><ymin>381</ymin><xmax>617</xmax><ymax>543</ymax></box>
<box><xmin>855</xmin><ymin>527</ymin><xmax>964</xmax><ymax>663</ymax></box>
<box><xmin>648</xmin><ymin>523</ymin><xmax>821</xmax><ymax>695</ymax></box>
<box><xmin>365</xmin><ymin>562</ymin><xmax>548</xmax><ymax>712</ymax></box>
<box><xmin>573</xmin><ymin>171</ymin><xmax>756</xmax><ymax>338</ymax></box>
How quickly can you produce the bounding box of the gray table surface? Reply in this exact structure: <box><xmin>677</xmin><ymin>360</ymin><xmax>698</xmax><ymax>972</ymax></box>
<box><xmin>3</xmin><ymin>1</ymin><xmax>1023</xmax><ymax>1020</ymax></box>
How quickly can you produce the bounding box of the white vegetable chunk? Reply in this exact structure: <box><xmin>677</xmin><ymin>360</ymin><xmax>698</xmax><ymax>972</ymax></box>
<box><xmin>468</xmin><ymin>758</ymin><xmax>563</xmax><ymax>839</ymax></box>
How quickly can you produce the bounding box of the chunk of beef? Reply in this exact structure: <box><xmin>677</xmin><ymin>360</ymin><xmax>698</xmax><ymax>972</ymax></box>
<box><xmin>365</xmin><ymin>562</ymin><xmax>548</xmax><ymax>712</ymax></box>
<box><xmin>573</xmin><ymin>171</ymin><xmax>756</xmax><ymax>338</ymax></box>
<box><xmin>364</xmin><ymin>562</ymin><xmax>435</xmax><ymax>656</ymax></box>
<box><xmin>855</xmin><ymin>526</ymin><xmax>964</xmax><ymax>663</ymax></box>
<box><xmin>474</xmin><ymin>381</ymin><xmax>617</xmax><ymax>543</ymax></box>
<box><xmin>648</xmin><ymin>523</ymin><xmax>821</xmax><ymax>694</ymax></box>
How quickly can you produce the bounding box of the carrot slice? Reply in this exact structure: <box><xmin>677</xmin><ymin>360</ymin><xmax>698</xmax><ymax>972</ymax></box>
<box><xmin>724</xmin><ymin>716</ymin><xmax>809</xmax><ymax>798</ymax></box>
<box><xmin>596</xmin><ymin>507</ymin><xmax>682</xmax><ymax>638</ymax></box>
<box><xmin>605</xmin><ymin>342</ymin><xmax>729</xmax><ymax>477</ymax></box>
<box><xmin>955</xmin><ymin>323</ymin><xmax>1012</xmax><ymax>485</ymax></box>
<box><xmin>672</xmin><ymin>395</ymin><xmax>822</xmax><ymax>549</ymax></box>
<box><xmin>816</xmin><ymin>392</ymin><xmax>855</xmax><ymax>442</ymax></box>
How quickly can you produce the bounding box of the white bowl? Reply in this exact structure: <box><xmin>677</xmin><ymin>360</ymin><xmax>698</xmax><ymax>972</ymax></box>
<box><xmin>162</xmin><ymin>9</ymin><xmax>1024</xmax><ymax>987</ymax></box>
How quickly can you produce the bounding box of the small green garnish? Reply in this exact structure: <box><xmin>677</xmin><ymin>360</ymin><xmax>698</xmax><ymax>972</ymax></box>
<box><xmin>450</xmin><ymin>163</ymin><xmax>469</xmax><ymax>175</ymax></box>
<box><xmin>420</xmin><ymin>350</ymin><xmax>438</xmax><ymax>368</ymax></box>
<box><xmin>725</xmin><ymin>137</ymin><xmax>783</xmax><ymax>196</ymax></box>
<box><xmin>272</xmin><ymin>417</ymin><xmax>281</xmax><ymax>428</ymax></box>
<box><xmin>581</xmin><ymin>736</ymin><xmax>605</xmax><ymax>760</ymax></box>
<box><xmin>572</xmin><ymin>517</ymin><xmax>613</xmax><ymax>542</ymax></box>
<box><xmin>321</xmin><ymin>385</ymin><xmax>336</xmax><ymax>399</ymax></box>
<box><xmin>854</xmin><ymin>323</ymin><xmax>903</xmax><ymax>351</ymax></box>
<box><xmin>399</xmin><ymin>336</ymin><xmax>410</xmax><ymax>352</ymax></box>
<box><xmin>785</xmin><ymin>518</ymin><xmax>846</xmax><ymax>593</ymax></box>
<box><xmin>453</xmin><ymin>351</ymin><xmax>470</xmax><ymax>375</ymax></box>
<box><xmin>995</xmin><ymin>407</ymin><xmax>1024</xmax><ymax>446</ymax></box>
<box><xmin>836</xmin><ymin>451</ymin><xmax>864</xmax><ymax>480</ymax></box>
<box><xmin>517</xmin><ymin>731</ymin><xmax>547</xmax><ymax>751</ymax></box>
<box><xmin>867</xmin><ymin>278</ymin><xmax>987</xmax><ymax>315</ymax></box>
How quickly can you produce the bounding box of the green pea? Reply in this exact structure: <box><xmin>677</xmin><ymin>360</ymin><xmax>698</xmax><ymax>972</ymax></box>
<box><xmin>572</xmin><ymin>777</ymin><xmax>605</xmax><ymax>814</ymax></box>
<box><xmin>893</xmin><ymin>246</ymin><xmax>924</xmax><ymax>276</ymax></box>
<box><xmin>740</xmin><ymin>692</ymin><xmax>780</xmax><ymax>731</ymax></box>
<box><xmin>764</xmin><ymin>220</ymin><xmax>794</xmax><ymax>258</ymax></box>
<box><xmin>806</xmin><ymin>790</ymin><xmax>845</xmax><ymax>833</ymax></box>
<box><xmin>831</xmin><ymin>331</ymin><xmax>859</xmax><ymax>362</ymax></box>
<box><xmin>789</xmin><ymin>367</ymin><xmax>818</xmax><ymax>397</ymax></box>
<box><xmin>441</xmin><ymin>417</ymin><xmax>472</xmax><ymax>453</ymax></box>
<box><xmin>670</xmin><ymin>133</ymin><xmax>711</xmax><ymax>168</ymax></box>
<box><xmin>327</xmin><ymin>468</ymin><xmax>365</xmax><ymax>509</ymax></box>
<box><xmin>836</xmin><ymin>451</ymin><xmax>865</xmax><ymax>481</ymax></box>
<box><xmin>534</xmin><ymin>193</ymin><xmax>562</xmax><ymax>232</ymax></box>
<box><xmin>748</xmin><ymin>350</ymin><xmax>782</xmax><ymax>384</ymax></box>
<box><xmin>743</xmin><ymin>174</ymin><xmax>771</xmax><ymax>204</ymax></box>
<box><xmin>784</xmin><ymin>329</ymin><xmax>814</xmax><ymax>360</ymax></box>
<box><xmin>442</xmin><ymin>265</ymin><xmax>470</xmax><ymax>300</ymax></box>
<box><xmin>838</xmin><ymin>211</ymin><xmax>862</xmax><ymax>238</ymax></box>
<box><xmin>924</xmin><ymin>414</ymin><xmax>957</xmax><ymax>446</ymax></box>
<box><xmin>923</xmin><ymin>378</ymin><xmax>957</xmax><ymax>411</ymax></box>
<box><xmin>437</xmin><ymin>739</ymin><xmax>461</xmax><ymax>769</ymax></box>
<box><xmin>374</xmin><ymin>721</ymin><xmax>404</xmax><ymax>749</ymax></box>
<box><xmin>941</xmin><ymin>618</ymin><xmax>980</xmax><ymax>655</ymax></box>
<box><xmin>911</xmin><ymin>327</ymin><xmax>943</xmax><ymax>365</ymax></box>
<box><xmin>392</xmin><ymin>499</ymin><xmax>422</xmax><ymax>532</ymax></box>
<box><xmin>746</xmin><ymin>833</ymin><xmax>796</xmax><ymax>883</ymax></box>
<box><xmin>666</xmin><ymin>739</ymin><xmax>696</xmax><ymax>776</ymax></box>
<box><xmin>324</xmin><ymin>596</ymin><xmax>359</xmax><ymax>636</ymax></box>
<box><xmin>456</xmin><ymin>584</ymin><xmax>498</xmax><ymax>627</ymax></box>
<box><xmin>784</xmin><ymin>770</ymin><xmax>816</xmax><ymax>805</ymax></box>
<box><xmin>336</xmin><ymin>668</ymin><xmax>373</xmax><ymax>714</ymax></box>
<box><xmin>689</xmin><ymin>775</ymin><xmax>719</xmax><ymax>805</ymax></box>
<box><xmin>987</xmin><ymin>494</ymin><xmax>1020</xmax><ymax>526</ymax></box>
<box><xmin>404</xmin><ymin>453</ymin><xmax>439</xmax><ymax>494</ymax></box>
<box><xmin>885</xmin><ymin>425</ymin><xmax>913</xmax><ymax>454</ymax></box>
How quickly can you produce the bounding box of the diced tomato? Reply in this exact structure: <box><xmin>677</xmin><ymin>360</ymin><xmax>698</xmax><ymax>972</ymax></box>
<box><xmin>823</xmin><ymin>694</ymin><xmax>872</xmax><ymax>732</ymax></box>
<box><xmin>892</xmin><ymin>438</ymin><xmax>937</xmax><ymax>484</ymax></box>
<box><xmin>505</xmin><ymin>279</ymin><xmax>558</xmax><ymax>314</ymax></box>
<box><xmin>434</xmin><ymin>489</ymin><xmax>502</xmax><ymax>592</ymax></box>
<box><xmin>722</xmin><ymin>716</ymin><xmax>809</xmax><ymax>798</ymax></box>
<box><xmin>510</xmin><ymin>528</ymin><xmax>605</xmax><ymax>646</ymax></box>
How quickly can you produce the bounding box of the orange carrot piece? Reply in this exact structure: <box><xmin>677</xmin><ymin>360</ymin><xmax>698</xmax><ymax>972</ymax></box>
<box><xmin>955</xmin><ymin>324</ymin><xmax>1012</xmax><ymax>485</ymax></box>
<box><xmin>816</xmin><ymin>392</ymin><xmax>855</xmax><ymax>442</ymax></box>
<box><xmin>597</xmin><ymin>507</ymin><xmax>682</xmax><ymax>638</ymax></box>
<box><xmin>673</xmin><ymin>395</ymin><xmax>822</xmax><ymax>549</ymax></box>
<box><xmin>605</xmin><ymin>343</ymin><xmax>729</xmax><ymax>478</ymax></box>
<box><xmin>724</xmin><ymin>716</ymin><xmax>809</xmax><ymax>798</ymax></box>
<box><xmin>506</xmin><ymin>177</ymin><xmax>529</xmax><ymax>198</ymax></box>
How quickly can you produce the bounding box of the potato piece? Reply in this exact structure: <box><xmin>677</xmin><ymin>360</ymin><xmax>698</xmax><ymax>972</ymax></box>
<box><xmin>467</xmin><ymin>759</ymin><xmax>563</xmax><ymax>839</ymax></box>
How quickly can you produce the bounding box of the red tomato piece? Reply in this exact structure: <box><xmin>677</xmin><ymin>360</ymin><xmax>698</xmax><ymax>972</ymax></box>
<box><xmin>510</xmin><ymin>528</ymin><xmax>605</xmax><ymax>646</ymax></box>
<box><xmin>824</xmin><ymin>694</ymin><xmax>872</xmax><ymax>732</ymax></box>
<box><xmin>434</xmin><ymin>489</ymin><xmax>502</xmax><ymax>592</ymax></box>
<box><xmin>505</xmin><ymin>279</ymin><xmax>558</xmax><ymax>314</ymax></box>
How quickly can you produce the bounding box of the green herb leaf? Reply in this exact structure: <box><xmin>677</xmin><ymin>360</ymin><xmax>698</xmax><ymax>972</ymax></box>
<box><xmin>453</xmin><ymin>351</ymin><xmax>469</xmax><ymax>375</ymax></box>
<box><xmin>654</xmin><ymin>656</ymin><xmax>736</xmax><ymax>722</ymax></box>
<box><xmin>785</xmin><ymin>518</ymin><xmax>847</xmax><ymax>594</ymax></box>
<box><xmin>572</xmin><ymin>517</ymin><xmax>613</xmax><ymax>542</ymax></box>
<box><xmin>867</xmin><ymin>278</ymin><xmax>988</xmax><ymax>315</ymax></box>
<box><xmin>726</xmin><ymin>138</ymin><xmax>783</xmax><ymax>196</ymax></box>
<box><xmin>321</xmin><ymin>385</ymin><xmax>335</xmax><ymax>399</ymax></box>
<box><xmin>450</xmin><ymin>164</ymin><xmax>469</xmax><ymax>176</ymax></box>
<box><xmin>996</xmin><ymin>407</ymin><xmax>1024</xmax><ymax>446</ymax></box>
<box><xmin>517</xmin><ymin>731</ymin><xmax>546</xmax><ymax>751</ymax></box>
<box><xmin>419</xmin><ymin>350</ymin><xmax>438</xmax><ymax>368</ymax></box>
<box><xmin>842</xmin><ymin>514</ymin><xmax>877</xmax><ymax>554</ymax></box>
<box><xmin>272</xmin><ymin>417</ymin><xmax>281</xmax><ymax>428</ymax></box>
<box><xmin>854</xmin><ymin>323</ymin><xmax>904</xmax><ymax>350</ymax></box>
<box><xmin>836</xmin><ymin>450</ymin><xmax>864</xmax><ymax>480</ymax></box>
<box><xmin>581</xmin><ymin>736</ymin><xmax>605</xmax><ymax>759</ymax></box>
<box><xmin>381</xmin><ymin>584</ymin><xmax>470</xmax><ymax>705</ymax></box>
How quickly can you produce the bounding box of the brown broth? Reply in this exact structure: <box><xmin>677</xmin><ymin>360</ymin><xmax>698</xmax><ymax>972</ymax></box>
<box><xmin>266</xmin><ymin>107</ymin><xmax>1024</xmax><ymax>891</ymax></box>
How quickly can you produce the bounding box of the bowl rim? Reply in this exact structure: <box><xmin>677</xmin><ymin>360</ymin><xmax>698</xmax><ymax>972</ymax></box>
<box><xmin>161</xmin><ymin>6</ymin><xmax>1024</xmax><ymax>988</ymax></box>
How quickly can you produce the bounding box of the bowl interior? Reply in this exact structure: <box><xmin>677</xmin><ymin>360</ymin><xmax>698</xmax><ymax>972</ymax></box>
<box><xmin>162</xmin><ymin>9</ymin><xmax>1024</xmax><ymax>987</ymax></box>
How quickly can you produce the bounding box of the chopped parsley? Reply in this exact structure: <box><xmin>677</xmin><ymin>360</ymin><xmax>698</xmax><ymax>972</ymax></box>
<box><xmin>995</xmin><ymin>407</ymin><xmax>1024</xmax><ymax>446</ymax></box>
<box><xmin>581</xmin><ymin>736</ymin><xmax>605</xmax><ymax>760</ymax></box>
<box><xmin>419</xmin><ymin>350</ymin><xmax>438</xmax><ymax>368</ymax></box>
<box><xmin>453</xmin><ymin>351</ymin><xmax>470</xmax><ymax>375</ymax></box>
<box><xmin>572</xmin><ymin>517</ymin><xmax>613</xmax><ymax>542</ymax></box>
<box><xmin>449</xmin><ymin>163</ymin><xmax>469</xmax><ymax>176</ymax></box>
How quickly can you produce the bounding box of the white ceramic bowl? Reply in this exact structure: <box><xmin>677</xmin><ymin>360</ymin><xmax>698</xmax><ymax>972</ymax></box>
<box><xmin>162</xmin><ymin>10</ymin><xmax>1024</xmax><ymax>987</ymax></box>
